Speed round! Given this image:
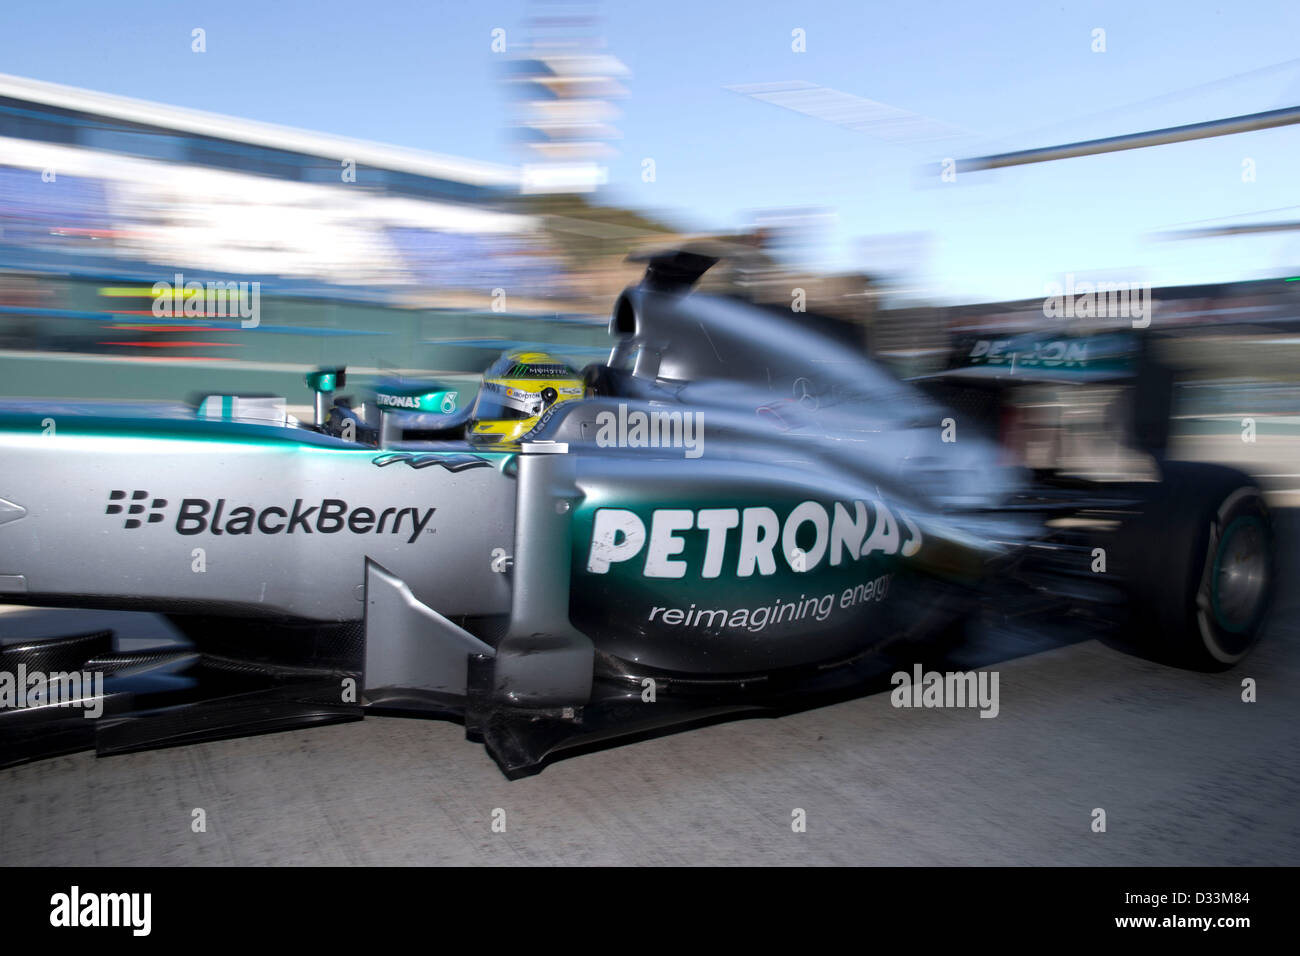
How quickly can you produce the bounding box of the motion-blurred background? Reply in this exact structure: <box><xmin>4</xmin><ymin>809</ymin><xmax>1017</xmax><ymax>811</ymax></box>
<box><xmin>0</xmin><ymin>0</ymin><xmax>1298</xmax><ymax>498</ymax></box>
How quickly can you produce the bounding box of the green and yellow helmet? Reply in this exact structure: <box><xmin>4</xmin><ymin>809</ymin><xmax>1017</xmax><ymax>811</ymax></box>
<box><xmin>467</xmin><ymin>350</ymin><xmax>586</xmax><ymax>446</ymax></box>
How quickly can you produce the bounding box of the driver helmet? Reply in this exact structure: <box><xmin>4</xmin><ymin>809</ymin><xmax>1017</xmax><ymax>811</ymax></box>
<box><xmin>468</xmin><ymin>350</ymin><xmax>585</xmax><ymax>445</ymax></box>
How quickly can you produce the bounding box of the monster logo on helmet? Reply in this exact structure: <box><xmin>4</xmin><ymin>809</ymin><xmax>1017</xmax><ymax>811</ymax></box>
<box><xmin>468</xmin><ymin>350</ymin><xmax>586</xmax><ymax>446</ymax></box>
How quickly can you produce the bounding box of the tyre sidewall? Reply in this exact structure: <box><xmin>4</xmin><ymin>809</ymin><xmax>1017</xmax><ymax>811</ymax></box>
<box><xmin>1128</xmin><ymin>463</ymin><xmax>1274</xmax><ymax>671</ymax></box>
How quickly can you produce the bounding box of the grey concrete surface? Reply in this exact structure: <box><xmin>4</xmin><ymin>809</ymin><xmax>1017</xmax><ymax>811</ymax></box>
<box><xmin>0</xmin><ymin>518</ymin><xmax>1296</xmax><ymax>866</ymax></box>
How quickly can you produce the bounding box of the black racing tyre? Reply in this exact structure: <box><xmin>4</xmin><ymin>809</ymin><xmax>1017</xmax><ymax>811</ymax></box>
<box><xmin>1125</xmin><ymin>462</ymin><xmax>1274</xmax><ymax>671</ymax></box>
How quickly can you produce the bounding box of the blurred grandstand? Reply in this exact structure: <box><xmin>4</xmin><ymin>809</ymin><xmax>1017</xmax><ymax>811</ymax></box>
<box><xmin>0</xmin><ymin>72</ymin><xmax>555</xmax><ymax>297</ymax></box>
<box><xmin>0</xmin><ymin>71</ymin><xmax>690</xmax><ymax>399</ymax></box>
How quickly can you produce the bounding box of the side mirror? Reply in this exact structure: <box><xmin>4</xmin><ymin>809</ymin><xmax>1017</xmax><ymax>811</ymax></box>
<box><xmin>305</xmin><ymin>367</ymin><xmax>347</xmax><ymax>427</ymax></box>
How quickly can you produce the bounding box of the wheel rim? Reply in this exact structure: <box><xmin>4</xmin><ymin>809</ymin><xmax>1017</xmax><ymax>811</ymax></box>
<box><xmin>1211</xmin><ymin>515</ymin><xmax>1269</xmax><ymax>638</ymax></box>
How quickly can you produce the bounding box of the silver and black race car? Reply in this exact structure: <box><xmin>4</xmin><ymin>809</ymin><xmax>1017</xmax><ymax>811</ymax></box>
<box><xmin>0</xmin><ymin>250</ymin><xmax>1275</xmax><ymax>776</ymax></box>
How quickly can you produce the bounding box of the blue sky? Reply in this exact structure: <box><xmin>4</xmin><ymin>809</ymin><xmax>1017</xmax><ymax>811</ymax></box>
<box><xmin>3</xmin><ymin>0</ymin><xmax>1300</xmax><ymax>301</ymax></box>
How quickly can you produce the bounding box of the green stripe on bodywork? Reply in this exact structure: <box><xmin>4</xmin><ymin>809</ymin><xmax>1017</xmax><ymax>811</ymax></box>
<box><xmin>0</xmin><ymin>408</ymin><xmax>511</xmax><ymax>456</ymax></box>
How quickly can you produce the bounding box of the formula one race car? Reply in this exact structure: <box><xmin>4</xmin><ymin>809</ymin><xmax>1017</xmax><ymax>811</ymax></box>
<box><xmin>0</xmin><ymin>250</ymin><xmax>1276</xmax><ymax>776</ymax></box>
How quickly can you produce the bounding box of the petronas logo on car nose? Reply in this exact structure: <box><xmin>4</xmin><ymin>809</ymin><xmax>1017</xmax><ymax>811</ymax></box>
<box><xmin>106</xmin><ymin>490</ymin><xmax>168</xmax><ymax>529</ymax></box>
